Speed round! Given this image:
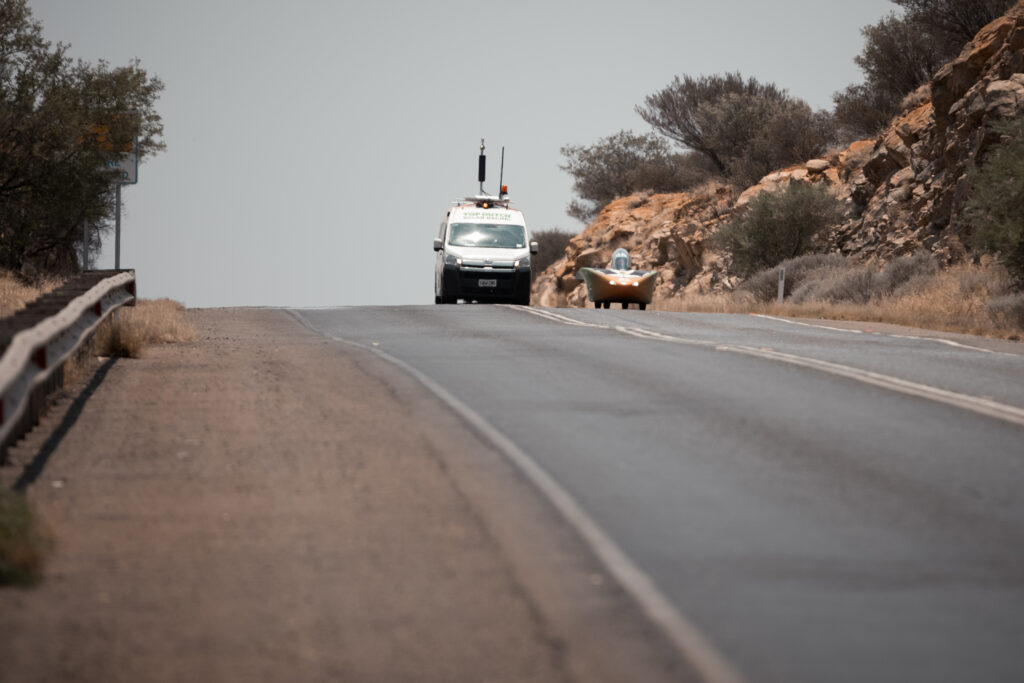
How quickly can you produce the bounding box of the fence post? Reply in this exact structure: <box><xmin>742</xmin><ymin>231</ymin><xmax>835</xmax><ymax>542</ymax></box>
<box><xmin>777</xmin><ymin>267</ymin><xmax>786</xmax><ymax>304</ymax></box>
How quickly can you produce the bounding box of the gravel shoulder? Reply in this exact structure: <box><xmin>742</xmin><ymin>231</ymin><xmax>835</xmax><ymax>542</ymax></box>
<box><xmin>0</xmin><ymin>308</ymin><xmax>690</xmax><ymax>683</ymax></box>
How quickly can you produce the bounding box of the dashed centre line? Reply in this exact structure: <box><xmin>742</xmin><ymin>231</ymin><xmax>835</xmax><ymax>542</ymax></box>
<box><xmin>513</xmin><ymin>307</ymin><xmax>1024</xmax><ymax>428</ymax></box>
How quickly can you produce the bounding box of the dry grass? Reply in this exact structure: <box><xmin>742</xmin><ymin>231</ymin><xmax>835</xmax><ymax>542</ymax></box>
<box><xmin>0</xmin><ymin>489</ymin><xmax>52</xmax><ymax>586</ymax></box>
<box><xmin>0</xmin><ymin>271</ymin><xmax>64</xmax><ymax>318</ymax></box>
<box><xmin>93</xmin><ymin>298</ymin><xmax>198</xmax><ymax>359</ymax></box>
<box><xmin>657</xmin><ymin>260</ymin><xmax>1024</xmax><ymax>339</ymax></box>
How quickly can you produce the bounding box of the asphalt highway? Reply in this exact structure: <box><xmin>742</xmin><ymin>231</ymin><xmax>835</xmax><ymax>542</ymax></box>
<box><xmin>294</xmin><ymin>305</ymin><xmax>1024</xmax><ymax>683</ymax></box>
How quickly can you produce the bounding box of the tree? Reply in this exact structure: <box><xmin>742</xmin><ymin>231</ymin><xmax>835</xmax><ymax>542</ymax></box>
<box><xmin>893</xmin><ymin>0</ymin><xmax>1015</xmax><ymax>51</ymax></box>
<box><xmin>636</xmin><ymin>72</ymin><xmax>835</xmax><ymax>185</ymax></box>
<box><xmin>834</xmin><ymin>1</ymin><xmax>1014</xmax><ymax>138</ymax></box>
<box><xmin>559</xmin><ymin>130</ymin><xmax>715</xmax><ymax>223</ymax></box>
<box><xmin>0</xmin><ymin>0</ymin><xmax>164</xmax><ymax>275</ymax></box>
<box><xmin>965</xmin><ymin>118</ymin><xmax>1024</xmax><ymax>287</ymax></box>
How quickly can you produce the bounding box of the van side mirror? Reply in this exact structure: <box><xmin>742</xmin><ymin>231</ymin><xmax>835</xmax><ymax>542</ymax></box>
<box><xmin>529</xmin><ymin>241</ymin><xmax>539</xmax><ymax>255</ymax></box>
<box><xmin>433</xmin><ymin>238</ymin><xmax>443</xmax><ymax>251</ymax></box>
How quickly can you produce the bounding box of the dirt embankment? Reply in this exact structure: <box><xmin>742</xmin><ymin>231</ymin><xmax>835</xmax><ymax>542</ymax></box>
<box><xmin>0</xmin><ymin>309</ymin><xmax>689</xmax><ymax>683</ymax></box>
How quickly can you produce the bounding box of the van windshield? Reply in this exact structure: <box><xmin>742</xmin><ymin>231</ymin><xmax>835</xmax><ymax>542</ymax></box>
<box><xmin>448</xmin><ymin>223</ymin><xmax>526</xmax><ymax>249</ymax></box>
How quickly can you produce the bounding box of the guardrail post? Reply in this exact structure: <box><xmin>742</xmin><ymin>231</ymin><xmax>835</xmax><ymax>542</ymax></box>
<box><xmin>0</xmin><ymin>270</ymin><xmax>135</xmax><ymax>458</ymax></box>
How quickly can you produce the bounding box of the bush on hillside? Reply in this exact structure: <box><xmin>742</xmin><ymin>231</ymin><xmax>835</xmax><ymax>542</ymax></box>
<box><xmin>636</xmin><ymin>72</ymin><xmax>836</xmax><ymax>185</ymax></box>
<box><xmin>893</xmin><ymin>0</ymin><xmax>1016</xmax><ymax>48</ymax></box>
<box><xmin>713</xmin><ymin>184</ymin><xmax>845</xmax><ymax>277</ymax></box>
<box><xmin>965</xmin><ymin>117</ymin><xmax>1024</xmax><ymax>287</ymax></box>
<box><xmin>834</xmin><ymin>0</ymin><xmax>1014</xmax><ymax>138</ymax></box>
<box><xmin>739</xmin><ymin>253</ymin><xmax>848</xmax><ymax>302</ymax></box>
<box><xmin>531</xmin><ymin>228</ymin><xmax>575</xmax><ymax>277</ymax></box>
<box><xmin>560</xmin><ymin>130</ymin><xmax>716</xmax><ymax>223</ymax></box>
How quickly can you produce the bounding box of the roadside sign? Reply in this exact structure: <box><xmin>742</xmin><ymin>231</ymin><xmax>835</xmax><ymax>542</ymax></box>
<box><xmin>105</xmin><ymin>138</ymin><xmax>138</xmax><ymax>185</ymax></box>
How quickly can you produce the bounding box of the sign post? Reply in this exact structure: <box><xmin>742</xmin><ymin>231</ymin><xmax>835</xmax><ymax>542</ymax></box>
<box><xmin>104</xmin><ymin>139</ymin><xmax>138</xmax><ymax>270</ymax></box>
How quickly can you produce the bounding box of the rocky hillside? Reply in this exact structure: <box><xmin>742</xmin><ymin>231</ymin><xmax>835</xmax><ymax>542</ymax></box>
<box><xmin>535</xmin><ymin>1</ymin><xmax>1024</xmax><ymax>308</ymax></box>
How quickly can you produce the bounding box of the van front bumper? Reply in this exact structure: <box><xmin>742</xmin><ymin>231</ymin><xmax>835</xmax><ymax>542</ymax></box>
<box><xmin>442</xmin><ymin>265</ymin><xmax>531</xmax><ymax>302</ymax></box>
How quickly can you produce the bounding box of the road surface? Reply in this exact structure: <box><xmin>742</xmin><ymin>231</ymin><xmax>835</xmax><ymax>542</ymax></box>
<box><xmin>2</xmin><ymin>304</ymin><xmax>1022</xmax><ymax>683</ymax></box>
<box><xmin>294</xmin><ymin>304</ymin><xmax>1024</xmax><ymax>683</ymax></box>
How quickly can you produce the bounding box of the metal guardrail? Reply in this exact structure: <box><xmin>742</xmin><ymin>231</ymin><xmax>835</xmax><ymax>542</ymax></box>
<box><xmin>0</xmin><ymin>270</ymin><xmax>136</xmax><ymax>455</ymax></box>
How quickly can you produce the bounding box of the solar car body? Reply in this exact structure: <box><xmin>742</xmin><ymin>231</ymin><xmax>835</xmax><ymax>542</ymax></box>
<box><xmin>575</xmin><ymin>248</ymin><xmax>657</xmax><ymax>310</ymax></box>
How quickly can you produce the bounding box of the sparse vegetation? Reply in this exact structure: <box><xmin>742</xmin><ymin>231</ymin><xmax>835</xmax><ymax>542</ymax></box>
<box><xmin>833</xmin><ymin>0</ymin><xmax>1014</xmax><ymax>138</ymax></box>
<box><xmin>0</xmin><ymin>271</ymin><xmax>63</xmax><ymax>317</ymax></box>
<box><xmin>93</xmin><ymin>298</ymin><xmax>198</xmax><ymax>359</ymax></box>
<box><xmin>560</xmin><ymin>131</ymin><xmax>716</xmax><ymax>222</ymax></box>
<box><xmin>660</xmin><ymin>257</ymin><xmax>1022</xmax><ymax>338</ymax></box>
<box><xmin>636</xmin><ymin>72</ymin><xmax>836</xmax><ymax>186</ymax></box>
<box><xmin>712</xmin><ymin>184</ymin><xmax>846</xmax><ymax>276</ymax></box>
<box><xmin>531</xmin><ymin>228</ymin><xmax>575</xmax><ymax>278</ymax></box>
<box><xmin>965</xmin><ymin>117</ymin><xmax>1024</xmax><ymax>287</ymax></box>
<box><xmin>0</xmin><ymin>489</ymin><xmax>51</xmax><ymax>586</ymax></box>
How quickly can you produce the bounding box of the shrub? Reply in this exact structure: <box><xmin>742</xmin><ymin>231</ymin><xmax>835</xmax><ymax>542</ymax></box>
<box><xmin>786</xmin><ymin>252</ymin><xmax>937</xmax><ymax>304</ymax></box>
<box><xmin>93</xmin><ymin>298</ymin><xmax>197</xmax><ymax>358</ymax></box>
<box><xmin>713</xmin><ymin>184</ymin><xmax>845</xmax><ymax>277</ymax></box>
<box><xmin>810</xmin><ymin>268</ymin><xmax>879</xmax><ymax>304</ymax></box>
<box><xmin>987</xmin><ymin>292</ymin><xmax>1024</xmax><ymax>329</ymax></box>
<box><xmin>965</xmin><ymin>117</ymin><xmax>1024</xmax><ymax>287</ymax></box>
<box><xmin>876</xmin><ymin>251</ymin><xmax>938</xmax><ymax>295</ymax></box>
<box><xmin>0</xmin><ymin>270</ymin><xmax>63</xmax><ymax>317</ymax></box>
<box><xmin>637</xmin><ymin>72</ymin><xmax>836</xmax><ymax>184</ymax></box>
<box><xmin>893</xmin><ymin>0</ymin><xmax>1016</xmax><ymax>50</ymax></box>
<box><xmin>740</xmin><ymin>253</ymin><xmax>848</xmax><ymax>302</ymax></box>
<box><xmin>560</xmin><ymin>131</ymin><xmax>715</xmax><ymax>223</ymax></box>
<box><xmin>531</xmin><ymin>228</ymin><xmax>574</xmax><ymax>277</ymax></box>
<box><xmin>834</xmin><ymin>1</ymin><xmax>1014</xmax><ymax>139</ymax></box>
<box><xmin>0</xmin><ymin>489</ymin><xmax>51</xmax><ymax>585</ymax></box>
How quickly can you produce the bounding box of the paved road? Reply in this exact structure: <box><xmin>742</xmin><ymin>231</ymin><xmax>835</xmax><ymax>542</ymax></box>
<box><xmin>0</xmin><ymin>310</ymin><xmax>690</xmax><ymax>683</ymax></box>
<box><xmin>295</xmin><ymin>305</ymin><xmax>1024</xmax><ymax>683</ymax></box>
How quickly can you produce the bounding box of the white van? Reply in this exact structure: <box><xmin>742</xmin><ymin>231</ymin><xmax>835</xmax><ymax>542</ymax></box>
<box><xmin>433</xmin><ymin>195</ymin><xmax>538</xmax><ymax>305</ymax></box>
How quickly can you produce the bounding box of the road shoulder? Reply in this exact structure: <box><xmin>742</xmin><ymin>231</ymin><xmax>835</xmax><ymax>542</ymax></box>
<box><xmin>0</xmin><ymin>308</ymin><xmax>692</xmax><ymax>683</ymax></box>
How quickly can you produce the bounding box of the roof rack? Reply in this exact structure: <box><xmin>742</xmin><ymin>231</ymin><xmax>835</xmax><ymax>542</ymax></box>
<box><xmin>452</xmin><ymin>194</ymin><xmax>512</xmax><ymax>208</ymax></box>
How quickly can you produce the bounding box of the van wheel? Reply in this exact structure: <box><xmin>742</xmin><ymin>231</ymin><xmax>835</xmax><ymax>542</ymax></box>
<box><xmin>514</xmin><ymin>291</ymin><xmax>530</xmax><ymax>306</ymax></box>
<box><xmin>639</xmin><ymin>303</ymin><xmax>647</xmax><ymax>311</ymax></box>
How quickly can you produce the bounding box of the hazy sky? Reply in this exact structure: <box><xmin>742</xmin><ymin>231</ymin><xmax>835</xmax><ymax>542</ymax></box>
<box><xmin>29</xmin><ymin>0</ymin><xmax>895</xmax><ymax>307</ymax></box>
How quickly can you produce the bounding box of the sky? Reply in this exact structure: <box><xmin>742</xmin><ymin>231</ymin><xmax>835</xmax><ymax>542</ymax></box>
<box><xmin>29</xmin><ymin>0</ymin><xmax>896</xmax><ymax>307</ymax></box>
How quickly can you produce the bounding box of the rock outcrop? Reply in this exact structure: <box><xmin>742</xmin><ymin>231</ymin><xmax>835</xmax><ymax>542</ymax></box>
<box><xmin>532</xmin><ymin>186</ymin><xmax>739</xmax><ymax>307</ymax></box>
<box><xmin>534</xmin><ymin>1</ymin><xmax>1024</xmax><ymax>307</ymax></box>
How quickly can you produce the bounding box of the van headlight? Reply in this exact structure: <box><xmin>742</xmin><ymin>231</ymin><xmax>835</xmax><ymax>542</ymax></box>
<box><xmin>514</xmin><ymin>255</ymin><xmax>531</xmax><ymax>269</ymax></box>
<box><xmin>444</xmin><ymin>253</ymin><xmax>462</xmax><ymax>266</ymax></box>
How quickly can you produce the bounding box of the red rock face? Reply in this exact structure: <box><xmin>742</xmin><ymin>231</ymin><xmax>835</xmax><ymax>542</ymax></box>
<box><xmin>534</xmin><ymin>1</ymin><xmax>1024</xmax><ymax>307</ymax></box>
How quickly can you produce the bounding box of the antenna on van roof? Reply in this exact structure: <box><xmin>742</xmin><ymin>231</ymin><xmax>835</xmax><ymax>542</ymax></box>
<box><xmin>478</xmin><ymin>139</ymin><xmax>486</xmax><ymax>194</ymax></box>
<box><xmin>498</xmin><ymin>146</ymin><xmax>506</xmax><ymax>198</ymax></box>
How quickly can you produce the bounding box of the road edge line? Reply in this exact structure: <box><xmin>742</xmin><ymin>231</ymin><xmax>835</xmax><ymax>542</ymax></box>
<box><xmin>285</xmin><ymin>309</ymin><xmax>747</xmax><ymax>683</ymax></box>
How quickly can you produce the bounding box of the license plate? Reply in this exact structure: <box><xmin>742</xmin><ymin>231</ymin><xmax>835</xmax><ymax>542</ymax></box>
<box><xmin>478</xmin><ymin>278</ymin><xmax>497</xmax><ymax>288</ymax></box>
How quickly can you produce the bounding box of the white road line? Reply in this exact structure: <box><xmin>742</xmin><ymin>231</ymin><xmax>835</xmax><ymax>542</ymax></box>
<box><xmin>510</xmin><ymin>305</ymin><xmax>609</xmax><ymax>329</ymax></box>
<box><xmin>752</xmin><ymin>313</ymin><xmax>1014</xmax><ymax>355</ymax></box>
<box><xmin>286</xmin><ymin>308</ymin><xmax>748</xmax><ymax>683</ymax></box>
<box><xmin>512</xmin><ymin>308</ymin><xmax>1024</xmax><ymax>428</ymax></box>
<box><xmin>721</xmin><ymin>345</ymin><xmax>1024</xmax><ymax>427</ymax></box>
<box><xmin>751</xmin><ymin>314</ymin><xmax>864</xmax><ymax>335</ymax></box>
